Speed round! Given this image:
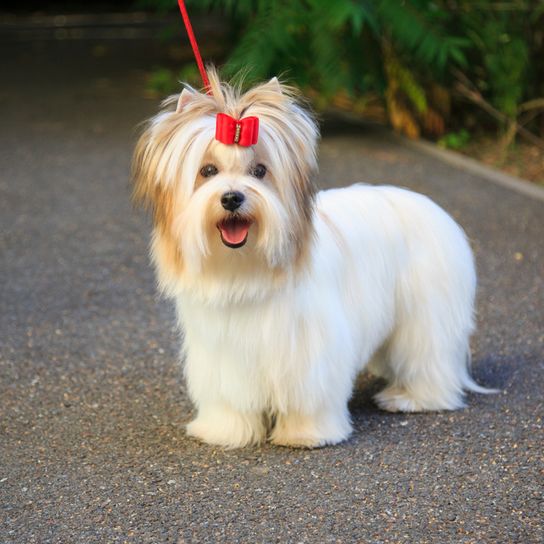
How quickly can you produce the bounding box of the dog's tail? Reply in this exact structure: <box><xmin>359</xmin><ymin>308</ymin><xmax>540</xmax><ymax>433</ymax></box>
<box><xmin>462</xmin><ymin>351</ymin><xmax>500</xmax><ymax>395</ymax></box>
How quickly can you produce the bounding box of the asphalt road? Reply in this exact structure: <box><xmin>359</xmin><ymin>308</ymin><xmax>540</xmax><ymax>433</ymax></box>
<box><xmin>1</xmin><ymin>38</ymin><xmax>543</xmax><ymax>544</ymax></box>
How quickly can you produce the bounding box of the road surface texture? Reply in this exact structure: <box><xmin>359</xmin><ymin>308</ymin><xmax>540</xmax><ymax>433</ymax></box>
<box><xmin>1</xmin><ymin>37</ymin><xmax>542</xmax><ymax>544</ymax></box>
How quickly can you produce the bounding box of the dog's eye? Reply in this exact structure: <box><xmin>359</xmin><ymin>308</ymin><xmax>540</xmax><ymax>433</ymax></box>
<box><xmin>200</xmin><ymin>164</ymin><xmax>218</xmax><ymax>178</ymax></box>
<box><xmin>251</xmin><ymin>164</ymin><xmax>267</xmax><ymax>179</ymax></box>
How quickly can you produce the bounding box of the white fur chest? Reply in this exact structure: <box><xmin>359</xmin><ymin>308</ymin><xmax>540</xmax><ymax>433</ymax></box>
<box><xmin>175</xmin><ymin>267</ymin><xmax>359</xmax><ymax>415</ymax></box>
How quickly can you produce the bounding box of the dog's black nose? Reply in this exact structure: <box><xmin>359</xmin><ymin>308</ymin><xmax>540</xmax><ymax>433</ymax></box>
<box><xmin>221</xmin><ymin>191</ymin><xmax>245</xmax><ymax>212</ymax></box>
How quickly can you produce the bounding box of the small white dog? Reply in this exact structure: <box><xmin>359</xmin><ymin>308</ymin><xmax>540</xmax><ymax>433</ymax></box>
<box><xmin>132</xmin><ymin>69</ymin><xmax>488</xmax><ymax>448</ymax></box>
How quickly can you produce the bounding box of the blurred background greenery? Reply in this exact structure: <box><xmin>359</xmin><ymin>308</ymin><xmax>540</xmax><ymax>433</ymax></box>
<box><xmin>141</xmin><ymin>1</ymin><xmax>543</xmax><ymax>139</ymax></box>
<box><xmin>135</xmin><ymin>0</ymin><xmax>544</xmax><ymax>182</ymax></box>
<box><xmin>5</xmin><ymin>0</ymin><xmax>543</xmax><ymax>181</ymax></box>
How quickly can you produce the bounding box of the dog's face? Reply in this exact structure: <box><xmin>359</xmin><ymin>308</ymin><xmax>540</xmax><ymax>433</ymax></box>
<box><xmin>132</xmin><ymin>71</ymin><xmax>319</xmax><ymax>297</ymax></box>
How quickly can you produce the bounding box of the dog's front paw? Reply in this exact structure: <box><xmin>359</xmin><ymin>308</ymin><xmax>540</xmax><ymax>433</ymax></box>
<box><xmin>270</xmin><ymin>410</ymin><xmax>352</xmax><ymax>449</ymax></box>
<box><xmin>186</xmin><ymin>406</ymin><xmax>266</xmax><ymax>449</ymax></box>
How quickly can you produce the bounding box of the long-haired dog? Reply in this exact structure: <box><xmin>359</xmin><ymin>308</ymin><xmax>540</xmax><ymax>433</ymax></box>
<box><xmin>132</xmin><ymin>69</ymin><xmax>489</xmax><ymax>448</ymax></box>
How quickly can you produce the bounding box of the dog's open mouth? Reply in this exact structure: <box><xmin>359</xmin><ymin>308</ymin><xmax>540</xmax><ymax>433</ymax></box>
<box><xmin>217</xmin><ymin>217</ymin><xmax>252</xmax><ymax>248</ymax></box>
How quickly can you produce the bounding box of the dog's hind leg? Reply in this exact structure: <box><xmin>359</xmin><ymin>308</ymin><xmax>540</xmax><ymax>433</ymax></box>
<box><xmin>374</xmin><ymin>319</ymin><xmax>476</xmax><ymax>412</ymax></box>
<box><xmin>373</xmin><ymin>269</ymin><xmax>486</xmax><ymax>412</ymax></box>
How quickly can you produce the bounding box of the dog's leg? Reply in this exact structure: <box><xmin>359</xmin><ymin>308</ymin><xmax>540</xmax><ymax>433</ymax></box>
<box><xmin>186</xmin><ymin>403</ymin><xmax>266</xmax><ymax>448</ymax></box>
<box><xmin>270</xmin><ymin>404</ymin><xmax>352</xmax><ymax>448</ymax></box>
<box><xmin>372</xmin><ymin>222</ymin><xmax>483</xmax><ymax>413</ymax></box>
<box><xmin>374</xmin><ymin>317</ymin><xmax>476</xmax><ymax>413</ymax></box>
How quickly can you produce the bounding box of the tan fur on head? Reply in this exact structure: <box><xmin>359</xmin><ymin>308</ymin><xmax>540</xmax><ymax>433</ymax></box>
<box><xmin>131</xmin><ymin>67</ymin><xmax>320</xmax><ymax>299</ymax></box>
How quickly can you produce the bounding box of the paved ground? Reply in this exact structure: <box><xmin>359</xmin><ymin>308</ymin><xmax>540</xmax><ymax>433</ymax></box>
<box><xmin>1</xmin><ymin>38</ymin><xmax>543</xmax><ymax>544</ymax></box>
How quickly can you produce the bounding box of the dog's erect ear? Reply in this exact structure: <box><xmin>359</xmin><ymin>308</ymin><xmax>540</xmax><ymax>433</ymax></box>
<box><xmin>176</xmin><ymin>88</ymin><xmax>196</xmax><ymax>113</ymax></box>
<box><xmin>267</xmin><ymin>77</ymin><xmax>282</xmax><ymax>94</ymax></box>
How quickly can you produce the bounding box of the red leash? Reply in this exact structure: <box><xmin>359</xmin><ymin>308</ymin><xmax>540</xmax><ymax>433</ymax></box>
<box><xmin>177</xmin><ymin>0</ymin><xmax>211</xmax><ymax>92</ymax></box>
<box><xmin>176</xmin><ymin>1</ymin><xmax>260</xmax><ymax>145</ymax></box>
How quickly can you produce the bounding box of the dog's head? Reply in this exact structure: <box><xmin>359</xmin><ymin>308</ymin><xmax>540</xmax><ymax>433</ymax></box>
<box><xmin>132</xmin><ymin>69</ymin><xmax>319</xmax><ymax>298</ymax></box>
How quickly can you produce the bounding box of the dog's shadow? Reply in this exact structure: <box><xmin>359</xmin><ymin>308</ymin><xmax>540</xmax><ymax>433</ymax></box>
<box><xmin>470</xmin><ymin>354</ymin><xmax>513</xmax><ymax>392</ymax></box>
<box><xmin>347</xmin><ymin>374</ymin><xmax>392</xmax><ymax>437</ymax></box>
<box><xmin>349</xmin><ymin>373</ymin><xmax>386</xmax><ymax>412</ymax></box>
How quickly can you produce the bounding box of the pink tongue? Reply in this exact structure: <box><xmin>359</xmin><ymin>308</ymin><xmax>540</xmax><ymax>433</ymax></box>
<box><xmin>219</xmin><ymin>219</ymin><xmax>251</xmax><ymax>245</ymax></box>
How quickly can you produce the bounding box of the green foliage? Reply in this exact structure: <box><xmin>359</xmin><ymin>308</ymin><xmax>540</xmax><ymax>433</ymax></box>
<box><xmin>146</xmin><ymin>67</ymin><xmax>177</xmax><ymax>95</ymax></box>
<box><xmin>462</xmin><ymin>8</ymin><xmax>530</xmax><ymax>120</ymax></box>
<box><xmin>212</xmin><ymin>0</ymin><xmax>382</xmax><ymax>98</ymax></box>
<box><xmin>438</xmin><ymin>129</ymin><xmax>471</xmax><ymax>150</ymax></box>
<box><xmin>143</xmin><ymin>0</ymin><xmax>543</xmax><ymax>139</ymax></box>
<box><xmin>183</xmin><ymin>0</ymin><xmax>474</xmax><ymax>96</ymax></box>
<box><xmin>378</xmin><ymin>0</ymin><xmax>470</xmax><ymax>70</ymax></box>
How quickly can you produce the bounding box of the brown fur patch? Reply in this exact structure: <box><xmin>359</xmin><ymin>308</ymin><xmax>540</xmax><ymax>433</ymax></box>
<box><xmin>152</xmin><ymin>185</ymin><xmax>184</xmax><ymax>277</ymax></box>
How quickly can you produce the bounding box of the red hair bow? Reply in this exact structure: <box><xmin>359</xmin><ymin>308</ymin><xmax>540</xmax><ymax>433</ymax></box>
<box><xmin>215</xmin><ymin>113</ymin><xmax>259</xmax><ymax>146</ymax></box>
